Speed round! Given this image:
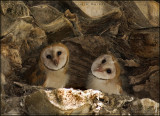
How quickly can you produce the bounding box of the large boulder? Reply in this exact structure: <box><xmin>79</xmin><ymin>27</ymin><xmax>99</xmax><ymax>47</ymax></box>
<box><xmin>25</xmin><ymin>88</ymin><xmax>159</xmax><ymax>115</ymax></box>
<box><xmin>25</xmin><ymin>88</ymin><xmax>103</xmax><ymax>115</ymax></box>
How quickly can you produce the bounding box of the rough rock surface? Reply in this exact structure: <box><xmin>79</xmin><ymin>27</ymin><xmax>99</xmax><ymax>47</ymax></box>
<box><xmin>25</xmin><ymin>89</ymin><xmax>103</xmax><ymax>115</ymax></box>
<box><xmin>24</xmin><ymin>88</ymin><xmax>159</xmax><ymax>115</ymax></box>
<box><xmin>65</xmin><ymin>1</ymin><xmax>122</xmax><ymax>35</ymax></box>
<box><xmin>1</xmin><ymin>1</ymin><xmax>30</xmax><ymax>36</ymax></box>
<box><xmin>1</xmin><ymin>1</ymin><xmax>159</xmax><ymax>115</ymax></box>
<box><xmin>72</xmin><ymin>1</ymin><xmax>121</xmax><ymax>19</ymax></box>
<box><xmin>119</xmin><ymin>1</ymin><xmax>159</xmax><ymax>29</ymax></box>
<box><xmin>128</xmin><ymin>28</ymin><xmax>159</xmax><ymax>58</ymax></box>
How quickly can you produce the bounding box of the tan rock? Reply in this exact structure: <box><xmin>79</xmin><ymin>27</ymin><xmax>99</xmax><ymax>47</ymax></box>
<box><xmin>65</xmin><ymin>1</ymin><xmax>122</xmax><ymax>35</ymax></box>
<box><xmin>128</xmin><ymin>29</ymin><xmax>159</xmax><ymax>58</ymax></box>
<box><xmin>132</xmin><ymin>98</ymin><xmax>159</xmax><ymax>115</ymax></box>
<box><xmin>1</xmin><ymin>1</ymin><xmax>30</xmax><ymax>36</ymax></box>
<box><xmin>1</xmin><ymin>54</ymin><xmax>11</xmax><ymax>76</ymax></box>
<box><xmin>25</xmin><ymin>88</ymin><xmax>104</xmax><ymax>115</ymax></box>
<box><xmin>134</xmin><ymin>1</ymin><xmax>159</xmax><ymax>27</ymax></box>
<box><xmin>1</xmin><ymin>73</ymin><xmax>6</xmax><ymax>95</ymax></box>
<box><xmin>130</xmin><ymin>66</ymin><xmax>159</xmax><ymax>102</ymax></box>
<box><xmin>1</xmin><ymin>44</ymin><xmax>22</xmax><ymax>69</ymax></box>
<box><xmin>1</xmin><ymin>1</ymin><xmax>30</xmax><ymax>19</ymax></box>
<box><xmin>145</xmin><ymin>71</ymin><xmax>159</xmax><ymax>102</ymax></box>
<box><xmin>1</xmin><ymin>73</ymin><xmax>6</xmax><ymax>86</ymax></box>
<box><xmin>1</xmin><ymin>97</ymin><xmax>24</xmax><ymax>115</ymax></box>
<box><xmin>30</xmin><ymin>5</ymin><xmax>76</xmax><ymax>41</ymax></box>
<box><xmin>73</xmin><ymin>1</ymin><xmax>122</xmax><ymax>19</ymax></box>
<box><xmin>30</xmin><ymin>5</ymin><xmax>72</xmax><ymax>32</ymax></box>
<box><xmin>119</xmin><ymin>1</ymin><xmax>159</xmax><ymax>29</ymax></box>
<box><xmin>1</xmin><ymin>19</ymin><xmax>47</xmax><ymax>66</ymax></box>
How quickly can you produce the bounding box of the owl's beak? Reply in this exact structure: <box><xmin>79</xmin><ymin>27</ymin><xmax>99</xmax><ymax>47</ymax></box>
<box><xmin>53</xmin><ymin>59</ymin><xmax>59</xmax><ymax>66</ymax></box>
<box><xmin>94</xmin><ymin>66</ymin><xmax>103</xmax><ymax>72</ymax></box>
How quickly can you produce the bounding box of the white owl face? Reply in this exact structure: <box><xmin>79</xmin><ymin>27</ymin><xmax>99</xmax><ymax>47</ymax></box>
<box><xmin>91</xmin><ymin>54</ymin><xmax>117</xmax><ymax>80</ymax></box>
<box><xmin>40</xmin><ymin>43</ymin><xmax>69</xmax><ymax>71</ymax></box>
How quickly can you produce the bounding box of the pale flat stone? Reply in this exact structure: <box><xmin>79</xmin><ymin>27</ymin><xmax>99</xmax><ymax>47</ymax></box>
<box><xmin>73</xmin><ymin>1</ymin><xmax>121</xmax><ymax>19</ymax></box>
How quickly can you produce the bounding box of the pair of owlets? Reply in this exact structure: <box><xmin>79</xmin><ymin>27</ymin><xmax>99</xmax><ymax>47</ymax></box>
<box><xmin>26</xmin><ymin>43</ymin><xmax>123</xmax><ymax>95</ymax></box>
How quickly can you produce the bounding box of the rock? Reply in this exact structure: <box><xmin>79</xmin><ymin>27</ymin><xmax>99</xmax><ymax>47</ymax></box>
<box><xmin>30</xmin><ymin>5</ymin><xmax>75</xmax><ymax>41</ymax></box>
<box><xmin>1</xmin><ymin>44</ymin><xmax>22</xmax><ymax>70</ymax></box>
<box><xmin>145</xmin><ymin>71</ymin><xmax>159</xmax><ymax>102</ymax></box>
<box><xmin>123</xmin><ymin>59</ymin><xmax>140</xmax><ymax>67</ymax></box>
<box><xmin>1</xmin><ymin>43</ymin><xmax>22</xmax><ymax>69</ymax></box>
<box><xmin>129</xmin><ymin>66</ymin><xmax>159</xmax><ymax>85</ymax></box>
<box><xmin>25</xmin><ymin>88</ymin><xmax>104</xmax><ymax>115</ymax></box>
<box><xmin>1</xmin><ymin>98</ymin><xmax>6</xmax><ymax>114</ymax></box>
<box><xmin>126</xmin><ymin>28</ymin><xmax>159</xmax><ymax>101</ymax></box>
<box><xmin>30</xmin><ymin>4</ymin><xmax>62</xmax><ymax>28</ymax></box>
<box><xmin>108</xmin><ymin>23</ymin><xmax>121</xmax><ymax>36</ymax></box>
<box><xmin>1</xmin><ymin>1</ymin><xmax>30</xmax><ymax>36</ymax></box>
<box><xmin>131</xmin><ymin>98</ymin><xmax>159</xmax><ymax>115</ymax></box>
<box><xmin>1</xmin><ymin>54</ymin><xmax>11</xmax><ymax>76</ymax></box>
<box><xmin>64</xmin><ymin>9</ymin><xmax>83</xmax><ymax>37</ymax></box>
<box><xmin>1</xmin><ymin>19</ymin><xmax>47</xmax><ymax>67</ymax></box>
<box><xmin>4</xmin><ymin>109</ymin><xmax>21</xmax><ymax>115</ymax></box>
<box><xmin>134</xmin><ymin>1</ymin><xmax>159</xmax><ymax>27</ymax></box>
<box><xmin>9</xmin><ymin>48</ymin><xmax>22</xmax><ymax>69</ymax></box>
<box><xmin>71</xmin><ymin>1</ymin><xmax>122</xmax><ymax>19</ymax></box>
<box><xmin>132</xmin><ymin>71</ymin><xmax>159</xmax><ymax>102</ymax></box>
<box><xmin>65</xmin><ymin>1</ymin><xmax>122</xmax><ymax>35</ymax></box>
<box><xmin>1</xmin><ymin>73</ymin><xmax>6</xmax><ymax>86</ymax></box>
<box><xmin>128</xmin><ymin>28</ymin><xmax>159</xmax><ymax>58</ymax></box>
<box><xmin>25</xmin><ymin>88</ymin><xmax>159</xmax><ymax>115</ymax></box>
<box><xmin>1</xmin><ymin>14</ymin><xmax>15</xmax><ymax>37</ymax></box>
<box><xmin>119</xmin><ymin>1</ymin><xmax>159</xmax><ymax>29</ymax></box>
<box><xmin>1</xmin><ymin>97</ymin><xmax>25</xmax><ymax>115</ymax></box>
<box><xmin>1</xmin><ymin>73</ymin><xmax>6</xmax><ymax>95</ymax></box>
<box><xmin>129</xmin><ymin>66</ymin><xmax>159</xmax><ymax>102</ymax></box>
<box><xmin>1</xmin><ymin>1</ymin><xmax>30</xmax><ymax>19</ymax></box>
<box><xmin>64</xmin><ymin>36</ymin><xmax>108</xmax><ymax>57</ymax></box>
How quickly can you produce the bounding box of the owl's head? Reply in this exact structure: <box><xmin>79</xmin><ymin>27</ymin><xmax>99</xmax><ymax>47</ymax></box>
<box><xmin>40</xmin><ymin>43</ymin><xmax>69</xmax><ymax>71</ymax></box>
<box><xmin>91</xmin><ymin>54</ymin><xmax>120</xmax><ymax>80</ymax></box>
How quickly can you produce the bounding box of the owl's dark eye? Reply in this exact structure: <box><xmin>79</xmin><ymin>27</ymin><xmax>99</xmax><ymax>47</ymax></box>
<box><xmin>46</xmin><ymin>55</ymin><xmax>52</xmax><ymax>59</ymax></box>
<box><xmin>102</xmin><ymin>59</ymin><xmax>106</xmax><ymax>64</ymax></box>
<box><xmin>57</xmin><ymin>51</ymin><xmax>62</xmax><ymax>56</ymax></box>
<box><xmin>106</xmin><ymin>69</ymin><xmax>112</xmax><ymax>74</ymax></box>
